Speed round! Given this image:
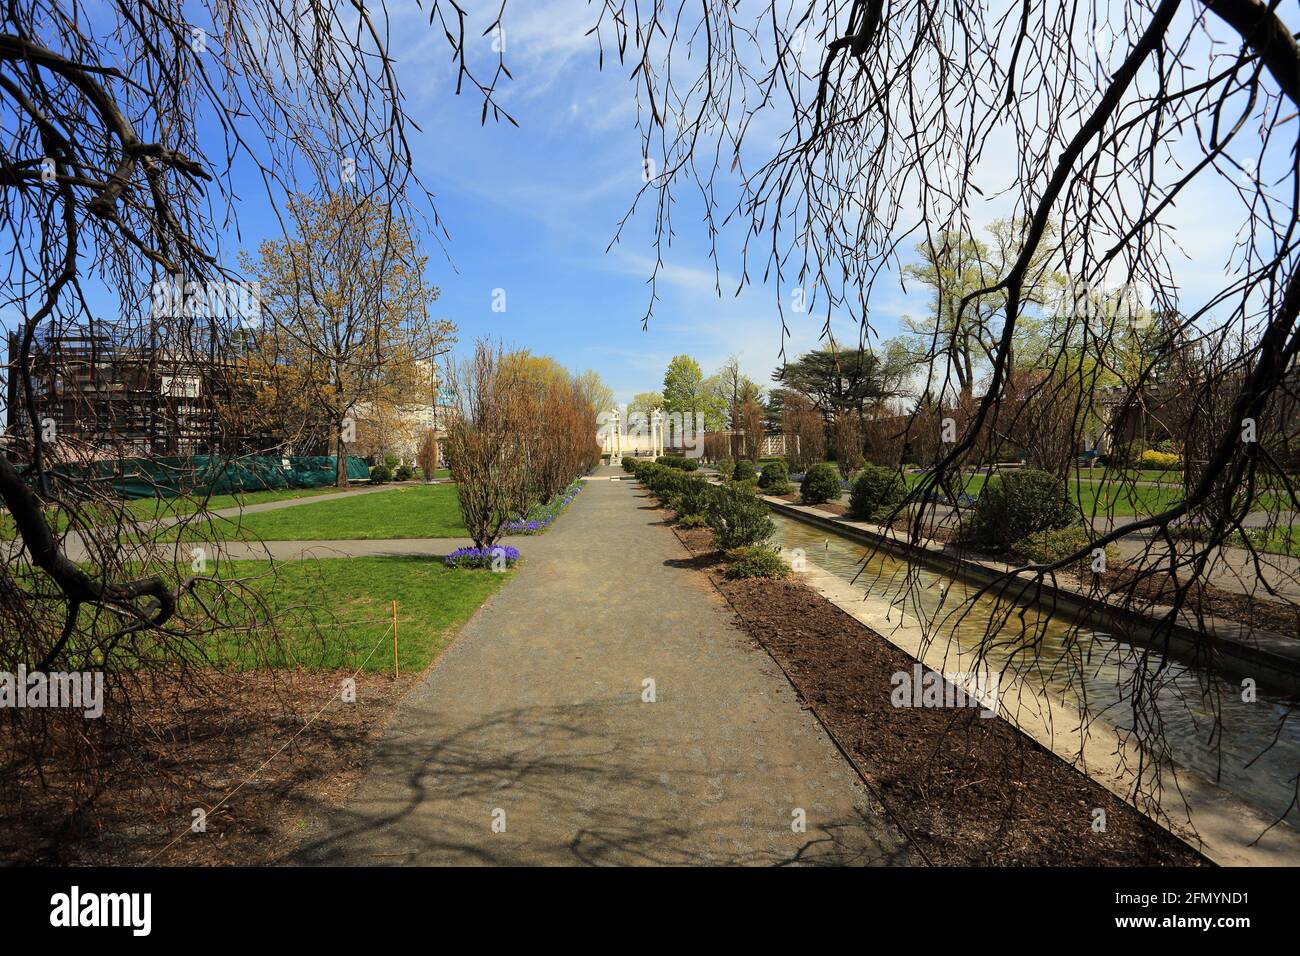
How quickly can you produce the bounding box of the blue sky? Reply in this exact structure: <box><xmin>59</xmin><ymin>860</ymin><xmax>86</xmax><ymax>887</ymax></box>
<box><xmin>321</xmin><ymin>0</ymin><xmax>1273</xmax><ymax>404</ymax></box>
<box><xmin>382</xmin><ymin>1</ymin><xmax>852</xmax><ymax>404</ymax></box>
<box><xmin>3</xmin><ymin>0</ymin><xmax>1276</xmax><ymax>410</ymax></box>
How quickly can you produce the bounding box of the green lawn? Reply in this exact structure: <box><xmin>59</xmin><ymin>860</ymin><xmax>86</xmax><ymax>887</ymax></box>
<box><xmin>210</xmin><ymin>482</ymin><xmax>466</xmax><ymax>540</ymax></box>
<box><xmin>1</xmin><ymin>484</ymin><xmax>355</xmax><ymax>538</ymax></box>
<box><xmin>1070</xmin><ymin>480</ymin><xmax>1185</xmax><ymax>518</ymax></box>
<box><xmin>198</xmin><ymin>555</ymin><xmax>507</xmax><ymax>671</ymax></box>
<box><xmin>1236</xmin><ymin>525</ymin><xmax>1300</xmax><ymax>558</ymax></box>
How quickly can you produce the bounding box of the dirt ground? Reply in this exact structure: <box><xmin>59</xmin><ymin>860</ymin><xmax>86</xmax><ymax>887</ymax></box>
<box><xmin>671</xmin><ymin>520</ymin><xmax>1206</xmax><ymax>866</ymax></box>
<box><xmin>1</xmin><ymin>669</ymin><xmax>412</xmax><ymax>865</ymax></box>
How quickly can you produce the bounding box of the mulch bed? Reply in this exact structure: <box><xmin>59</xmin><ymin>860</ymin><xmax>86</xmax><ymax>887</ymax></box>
<box><xmin>0</xmin><ymin>669</ymin><xmax>411</xmax><ymax>865</ymax></box>
<box><xmin>668</xmin><ymin>513</ymin><xmax>1206</xmax><ymax>866</ymax></box>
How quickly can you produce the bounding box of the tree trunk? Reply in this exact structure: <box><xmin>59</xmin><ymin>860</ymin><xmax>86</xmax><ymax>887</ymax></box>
<box><xmin>336</xmin><ymin>425</ymin><xmax>350</xmax><ymax>488</ymax></box>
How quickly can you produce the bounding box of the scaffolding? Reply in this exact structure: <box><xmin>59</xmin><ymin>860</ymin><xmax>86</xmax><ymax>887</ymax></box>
<box><xmin>4</xmin><ymin>322</ymin><xmax>279</xmax><ymax>462</ymax></box>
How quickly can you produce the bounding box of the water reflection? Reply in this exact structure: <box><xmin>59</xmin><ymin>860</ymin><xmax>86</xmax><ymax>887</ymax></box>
<box><xmin>770</xmin><ymin>513</ymin><xmax>1300</xmax><ymax>826</ymax></box>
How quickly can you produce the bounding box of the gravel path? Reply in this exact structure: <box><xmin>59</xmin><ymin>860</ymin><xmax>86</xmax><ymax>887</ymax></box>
<box><xmin>290</xmin><ymin>466</ymin><xmax>912</xmax><ymax>866</ymax></box>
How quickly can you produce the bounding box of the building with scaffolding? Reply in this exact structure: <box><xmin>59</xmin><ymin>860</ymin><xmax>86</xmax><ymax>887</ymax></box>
<box><xmin>3</xmin><ymin>320</ymin><xmax>278</xmax><ymax>463</ymax></box>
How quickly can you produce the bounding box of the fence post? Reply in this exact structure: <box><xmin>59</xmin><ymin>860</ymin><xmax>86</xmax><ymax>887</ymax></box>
<box><xmin>391</xmin><ymin>600</ymin><xmax>399</xmax><ymax>678</ymax></box>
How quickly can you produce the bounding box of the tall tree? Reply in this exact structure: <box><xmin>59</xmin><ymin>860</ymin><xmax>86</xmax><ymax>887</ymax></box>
<box><xmin>901</xmin><ymin>219</ymin><xmax>1061</xmax><ymax>401</ymax></box>
<box><xmin>243</xmin><ymin>194</ymin><xmax>454</xmax><ymax>486</ymax></box>
<box><xmin>574</xmin><ymin>369</ymin><xmax>615</xmax><ymax>418</ymax></box>
<box><xmin>662</xmin><ymin>354</ymin><xmax>706</xmax><ymax>418</ymax></box>
<box><xmin>772</xmin><ymin>347</ymin><xmax>901</xmax><ymax>420</ymax></box>
<box><xmin>629</xmin><ymin>390</ymin><xmax>664</xmax><ymax>433</ymax></box>
<box><xmin>0</xmin><ymin>0</ymin><xmax>504</xmax><ymax>821</ymax></box>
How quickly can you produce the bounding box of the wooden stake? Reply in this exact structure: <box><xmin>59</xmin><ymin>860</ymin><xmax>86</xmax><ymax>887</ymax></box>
<box><xmin>392</xmin><ymin>600</ymin><xmax>399</xmax><ymax>678</ymax></box>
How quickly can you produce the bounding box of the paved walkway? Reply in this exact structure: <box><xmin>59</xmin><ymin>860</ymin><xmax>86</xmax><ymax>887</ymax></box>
<box><xmin>190</xmin><ymin>482</ymin><xmax>403</xmax><ymax>522</ymax></box>
<box><xmin>290</xmin><ymin>465</ymin><xmax>911</xmax><ymax>866</ymax></box>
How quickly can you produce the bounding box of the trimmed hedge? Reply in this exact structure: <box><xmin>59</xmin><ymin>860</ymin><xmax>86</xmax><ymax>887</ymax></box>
<box><xmin>970</xmin><ymin>468</ymin><xmax>1078</xmax><ymax>552</ymax></box>
<box><xmin>706</xmin><ymin>483</ymin><xmax>774</xmax><ymax>550</ymax></box>
<box><xmin>657</xmin><ymin>455</ymin><xmax>700</xmax><ymax>471</ymax></box>
<box><xmin>369</xmin><ymin>464</ymin><xmax>392</xmax><ymax>485</ymax></box>
<box><xmin>633</xmin><ymin>458</ymin><xmax>773</xmax><ymax>552</ymax></box>
<box><xmin>757</xmin><ymin>460</ymin><xmax>789</xmax><ymax>489</ymax></box>
<box><xmin>800</xmin><ymin>462</ymin><xmax>842</xmax><ymax>504</ymax></box>
<box><xmin>848</xmin><ymin>464</ymin><xmax>906</xmax><ymax>521</ymax></box>
<box><xmin>732</xmin><ymin>459</ymin><xmax>757</xmax><ymax>481</ymax></box>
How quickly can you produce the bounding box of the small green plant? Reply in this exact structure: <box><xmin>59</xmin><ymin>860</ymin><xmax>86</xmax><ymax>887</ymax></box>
<box><xmin>970</xmin><ymin>468</ymin><xmax>1078</xmax><ymax>551</ymax></box>
<box><xmin>707</xmin><ymin>484</ymin><xmax>775</xmax><ymax>550</ymax></box>
<box><xmin>849</xmin><ymin>464</ymin><xmax>906</xmax><ymax>521</ymax></box>
<box><xmin>732</xmin><ymin>459</ymin><xmax>757</xmax><ymax>481</ymax></box>
<box><xmin>724</xmin><ymin>545</ymin><xmax>789</xmax><ymax>579</ymax></box>
<box><xmin>369</xmin><ymin>463</ymin><xmax>392</xmax><ymax>485</ymax></box>
<box><xmin>1011</xmin><ymin>526</ymin><xmax>1116</xmax><ymax>568</ymax></box>
<box><xmin>678</xmin><ymin>513</ymin><xmax>708</xmax><ymax>529</ymax></box>
<box><xmin>800</xmin><ymin>462</ymin><xmax>842</xmax><ymax>504</ymax></box>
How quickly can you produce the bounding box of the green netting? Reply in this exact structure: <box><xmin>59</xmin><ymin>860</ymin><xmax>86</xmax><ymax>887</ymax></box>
<box><xmin>52</xmin><ymin>455</ymin><xmax>369</xmax><ymax>499</ymax></box>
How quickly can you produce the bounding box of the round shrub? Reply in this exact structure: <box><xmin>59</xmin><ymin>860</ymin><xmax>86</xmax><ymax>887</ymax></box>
<box><xmin>849</xmin><ymin>464</ymin><xmax>906</xmax><ymax>521</ymax></box>
<box><xmin>800</xmin><ymin>462</ymin><xmax>842</xmax><ymax>504</ymax></box>
<box><xmin>970</xmin><ymin>468</ymin><xmax>1078</xmax><ymax>552</ymax></box>
<box><xmin>706</xmin><ymin>484</ymin><xmax>775</xmax><ymax>551</ymax></box>
<box><xmin>732</xmin><ymin>459</ymin><xmax>757</xmax><ymax>481</ymax></box>
<box><xmin>724</xmin><ymin>545</ymin><xmax>790</xmax><ymax>580</ymax></box>
<box><xmin>369</xmin><ymin>463</ymin><xmax>392</xmax><ymax>484</ymax></box>
<box><xmin>394</xmin><ymin>463</ymin><xmax>414</xmax><ymax>482</ymax></box>
<box><xmin>757</xmin><ymin>460</ymin><xmax>789</xmax><ymax>489</ymax></box>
